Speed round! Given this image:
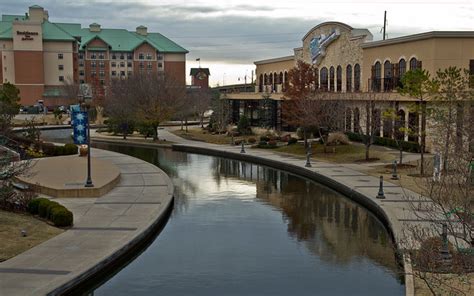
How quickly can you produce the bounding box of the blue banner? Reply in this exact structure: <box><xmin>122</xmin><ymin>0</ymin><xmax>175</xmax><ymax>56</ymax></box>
<box><xmin>72</xmin><ymin>111</ymin><xmax>88</xmax><ymax>145</ymax></box>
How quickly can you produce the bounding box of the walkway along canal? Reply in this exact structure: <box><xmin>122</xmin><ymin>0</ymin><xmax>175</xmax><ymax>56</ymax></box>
<box><xmin>90</xmin><ymin>143</ymin><xmax>405</xmax><ymax>296</ymax></box>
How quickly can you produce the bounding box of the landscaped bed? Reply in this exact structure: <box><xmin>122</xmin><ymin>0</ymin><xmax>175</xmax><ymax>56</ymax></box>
<box><xmin>0</xmin><ymin>210</ymin><xmax>63</xmax><ymax>262</ymax></box>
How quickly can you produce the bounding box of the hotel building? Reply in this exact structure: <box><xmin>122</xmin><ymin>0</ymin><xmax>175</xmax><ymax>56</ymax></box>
<box><xmin>0</xmin><ymin>5</ymin><xmax>188</xmax><ymax>106</ymax></box>
<box><xmin>223</xmin><ymin>22</ymin><xmax>474</xmax><ymax>152</ymax></box>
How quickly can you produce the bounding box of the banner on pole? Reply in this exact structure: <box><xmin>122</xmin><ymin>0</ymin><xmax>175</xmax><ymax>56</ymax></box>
<box><xmin>72</xmin><ymin>111</ymin><xmax>88</xmax><ymax>145</ymax></box>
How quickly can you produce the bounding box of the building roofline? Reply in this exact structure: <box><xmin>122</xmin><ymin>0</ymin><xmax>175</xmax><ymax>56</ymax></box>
<box><xmin>302</xmin><ymin>21</ymin><xmax>353</xmax><ymax>41</ymax></box>
<box><xmin>254</xmin><ymin>55</ymin><xmax>294</xmax><ymax>65</ymax></box>
<box><xmin>362</xmin><ymin>31</ymin><xmax>474</xmax><ymax>48</ymax></box>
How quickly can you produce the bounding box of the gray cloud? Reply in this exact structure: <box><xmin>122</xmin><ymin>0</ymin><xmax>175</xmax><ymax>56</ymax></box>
<box><xmin>0</xmin><ymin>0</ymin><xmax>424</xmax><ymax>65</ymax></box>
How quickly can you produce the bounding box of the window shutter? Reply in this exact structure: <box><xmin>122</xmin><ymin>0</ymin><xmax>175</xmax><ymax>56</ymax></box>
<box><xmin>417</xmin><ymin>60</ymin><xmax>422</xmax><ymax>69</ymax></box>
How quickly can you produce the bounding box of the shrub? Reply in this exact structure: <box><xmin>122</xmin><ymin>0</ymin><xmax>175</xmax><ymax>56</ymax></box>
<box><xmin>234</xmin><ymin>139</ymin><xmax>242</xmax><ymax>145</ymax></box>
<box><xmin>287</xmin><ymin>137</ymin><xmax>298</xmax><ymax>145</ymax></box>
<box><xmin>248</xmin><ymin>137</ymin><xmax>256</xmax><ymax>144</ymax></box>
<box><xmin>50</xmin><ymin>207</ymin><xmax>73</xmax><ymax>227</ymax></box>
<box><xmin>27</xmin><ymin>197</ymin><xmax>49</xmax><ymax>214</ymax></box>
<box><xmin>327</xmin><ymin>132</ymin><xmax>350</xmax><ymax>146</ymax></box>
<box><xmin>64</xmin><ymin>144</ymin><xmax>78</xmax><ymax>155</ymax></box>
<box><xmin>46</xmin><ymin>201</ymin><xmax>62</xmax><ymax>219</ymax></box>
<box><xmin>38</xmin><ymin>199</ymin><xmax>52</xmax><ymax>218</ymax></box>
<box><xmin>296</xmin><ymin>127</ymin><xmax>304</xmax><ymax>139</ymax></box>
<box><xmin>237</xmin><ymin>115</ymin><xmax>251</xmax><ymax>135</ymax></box>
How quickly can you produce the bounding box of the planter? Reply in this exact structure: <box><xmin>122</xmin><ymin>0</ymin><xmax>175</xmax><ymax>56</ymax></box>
<box><xmin>79</xmin><ymin>145</ymin><xmax>88</xmax><ymax>157</ymax></box>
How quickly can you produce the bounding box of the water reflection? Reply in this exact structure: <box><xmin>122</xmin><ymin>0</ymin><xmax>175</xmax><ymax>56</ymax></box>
<box><xmin>92</xmin><ymin>144</ymin><xmax>404</xmax><ymax>295</ymax></box>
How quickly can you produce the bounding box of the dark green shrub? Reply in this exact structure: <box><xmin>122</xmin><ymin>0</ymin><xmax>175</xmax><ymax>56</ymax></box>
<box><xmin>248</xmin><ymin>137</ymin><xmax>256</xmax><ymax>144</ymax></box>
<box><xmin>237</xmin><ymin>115</ymin><xmax>251</xmax><ymax>135</ymax></box>
<box><xmin>287</xmin><ymin>137</ymin><xmax>298</xmax><ymax>145</ymax></box>
<box><xmin>27</xmin><ymin>197</ymin><xmax>49</xmax><ymax>214</ymax></box>
<box><xmin>46</xmin><ymin>201</ymin><xmax>61</xmax><ymax>219</ymax></box>
<box><xmin>50</xmin><ymin>207</ymin><xmax>73</xmax><ymax>227</ymax></box>
<box><xmin>38</xmin><ymin>199</ymin><xmax>52</xmax><ymax>218</ymax></box>
<box><xmin>64</xmin><ymin>144</ymin><xmax>78</xmax><ymax>155</ymax></box>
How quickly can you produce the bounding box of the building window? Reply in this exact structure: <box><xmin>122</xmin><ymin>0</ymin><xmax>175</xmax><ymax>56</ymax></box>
<box><xmin>139</xmin><ymin>62</ymin><xmax>144</xmax><ymax>69</ymax></box>
<box><xmin>79</xmin><ymin>70</ymin><xmax>85</xmax><ymax>76</ymax></box>
<box><xmin>91</xmin><ymin>61</ymin><xmax>96</xmax><ymax>68</ymax></box>
<box><xmin>329</xmin><ymin>66</ymin><xmax>335</xmax><ymax>92</ymax></box>
<box><xmin>120</xmin><ymin>54</ymin><xmax>125</xmax><ymax>60</ymax></box>
<box><xmin>127</xmin><ymin>62</ymin><xmax>132</xmax><ymax>67</ymax></box>
<box><xmin>111</xmin><ymin>71</ymin><xmax>116</xmax><ymax>77</ymax></box>
<box><xmin>371</xmin><ymin>62</ymin><xmax>382</xmax><ymax>92</ymax></box>
<box><xmin>147</xmin><ymin>62</ymin><xmax>153</xmax><ymax>69</ymax></box>
<box><xmin>91</xmin><ymin>71</ymin><xmax>96</xmax><ymax>77</ymax></box>
<box><xmin>111</xmin><ymin>54</ymin><xmax>116</xmax><ymax>60</ymax></box>
<box><xmin>111</xmin><ymin>62</ymin><xmax>116</xmax><ymax>67</ymax></box>
<box><xmin>139</xmin><ymin>53</ymin><xmax>144</xmax><ymax>60</ymax></box>
<box><xmin>58</xmin><ymin>65</ymin><xmax>64</xmax><ymax>71</ymax></box>
<box><xmin>78</xmin><ymin>53</ymin><xmax>84</xmax><ymax>59</ymax></box>
<box><xmin>120</xmin><ymin>71</ymin><xmax>125</xmax><ymax>76</ymax></box>
<box><xmin>98</xmin><ymin>53</ymin><xmax>105</xmax><ymax>60</ymax></box>
<box><xmin>146</xmin><ymin>53</ymin><xmax>152</xmax><ymax>60</ymax></box>
<box><xmin>336</xmin><ymin>66</ymin><xmax>342</xmax><ymax>92</ymax></box>
<box><xmin>399</xmin><ymin>59</ymin><xmax>406</xmax><ymax>77</ymax></box>
<box><xmin>99</xmin><ymin>70</ymin><xmax>105</xmax><ymax>77</ymax></box>
<box><xmin>79</xmin><ymin>61</ymin><xmax>84</xmax><ymax>67</ymax></box>
<box><xmin>127</xmin><ymin>71</ymin><xmax>132</xmax><ymax>76</ymax></box>
<box><xmin>157</xmin><ymin>54</ymin><xmax>163</xmax><ymax>60</ymax></box>
<box><xmin>100</xmin><ymin>80</ymin><xmax>105</xmax><ymax>85</ymax></box>
<box><xmin>320</xmin><ymin>67</ymin><xmax>328</xmax><ymax>91</ymax></box>
<box><xmin>91</xmin><ymin>53</ymin><xmax>96</xmax><ymax>59</ymax></box>
<box><xmin>58</xmin><ymin>53</ymin><xmax>63</xmax><ymax>59</ymax></box>
<box><xmin>354</xmin><ymin>64</ymin><xmax>360</xmax><ymax>91</ymax></box>
<box><xmin>59</xmin><ymin>76</ymin><xmax>64</xmax><ymax>82</ymax></box>
<box><xmin>80</xmin><ymin>79</ymin><xmax>85</xmax><ymax>84</ymax></box>
<box><xmin>99</xmin><ymin>62</ymin><xmax>105</xmax><ymax>68</ymax></box>
<box><xmin>409</xmin><ymin>57</ymin><xmax>418</xmax><ymax>70</ymax></box>
<box><xmin>383</xmin><ymin>60</ymin><xmax>393</xmax><ymax>91</ymax></box>
<box><xmin>127</xmin><ymin>53</ymin><xmax>133</xmax><ymax>60</ymax></box>
<box><xmin>346</xmin><ymin>65</ymin><xmax>352</xmax><ymax>92</ymax></box>
<box><xmin>120</xmin><ymin>62</ymin><xmax>125</xmax><ymax>67</ymax></box>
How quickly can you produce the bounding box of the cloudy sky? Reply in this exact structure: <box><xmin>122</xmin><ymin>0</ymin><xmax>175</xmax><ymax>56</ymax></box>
<box><xmin>1</xmin><ymin>0</ymin><xmax>472</xmax><ymax>86</ymax></box>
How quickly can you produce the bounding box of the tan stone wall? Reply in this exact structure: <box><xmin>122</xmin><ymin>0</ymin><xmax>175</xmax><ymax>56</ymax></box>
<box><xmin>301</xmin><ymin>23</ymin><xmax>365</xmax><ymax>93</ymax></box>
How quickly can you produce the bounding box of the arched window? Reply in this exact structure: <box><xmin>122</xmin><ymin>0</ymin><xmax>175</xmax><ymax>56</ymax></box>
<box><xmin>383</xmin><ymin>61</ymin><xmax>393</xmax><ymax>91</ymax></box>
<box><xmin>399</xmin><ymin>59</ymin><xmax>406</xmax><ymax>77</ymax></box>
<box><xmin>283</xmin><ymin>71</ymin><xmax>288</xmax><ymax>91</ymax></box>
<box><xmin>320</xmin><ymin>67</ymin><xmax>328</xmax><ymax>91</ymax></box>
<box><xmin>354</xmin><ymin>108</ymin><xmax>360</xmax><ymax>133</ymax></box>
<box><xmin>345</xmin><ymin>108</ymin><xmax>352</xmax><ymax>131</ymax></box>
<box><xmin>346</xmin><ymin>65</ymin><xmax>352</xmax><ymax>92</ymax></box>
<box><xmin>264</xmin><ymin>73</ymin><xmax>268</xmax><ymax>85</ymax></box>
<box><xmin>354</xmin><ymin>64</ymin><xmax>360</xmax><ymax>91</ymax></box>
<box><xmin>259</xmin><ymin>74</ymin><xmax>263</xmax><ymax>92</ymax></box>
<box><xmin>329</xmin><ymin>66</ymin><xmax>335</xmax><ymax>92</ymax></box>
<box><xmin>409</xmin><ymin>57</ymin><xmax>418</xmax><ymax>71</ymax></box>
<box><xmin>272</xmin><ymin>72</ymin><xmax>277</xmax><ymax>91</ymax></box>
<box><xmin>372</xmin><ymin>62</ymin><xmax>381</xmax><ymax>92</ymax></box>
<box><xmin>314</xmin><ymin>67</ymin><xmax>319</xmax><ymax>89</ymax></box>
<box><xmin>336</xmin><ymin>66</ymin><xmax>342</xmax><ymax>92</ymax></box>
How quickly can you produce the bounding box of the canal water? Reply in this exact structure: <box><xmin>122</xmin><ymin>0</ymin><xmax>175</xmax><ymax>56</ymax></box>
<box><xmin>87</xmin><ymin>143</ymin><xmax>404</xmax><ymax>296</ymax></box>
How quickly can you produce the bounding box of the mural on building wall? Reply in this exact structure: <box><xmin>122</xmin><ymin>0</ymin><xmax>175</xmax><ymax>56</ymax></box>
<box><xmin>310</xmin><ymin>28</ymin><xmax>340</xmax><ymax>65</ymax></box>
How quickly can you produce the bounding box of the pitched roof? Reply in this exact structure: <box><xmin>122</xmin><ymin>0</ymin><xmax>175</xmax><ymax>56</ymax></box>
<box><xmin>1</xmin><ymin>15</ymin><xmax>27</xmax><ymax>22</ymax></box>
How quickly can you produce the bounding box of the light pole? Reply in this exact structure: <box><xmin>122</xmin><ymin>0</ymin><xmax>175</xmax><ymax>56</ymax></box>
<box><xmin>78</xmin><ymin>94</ymin><xmax>94</xmax><ymax>188</ymax></box>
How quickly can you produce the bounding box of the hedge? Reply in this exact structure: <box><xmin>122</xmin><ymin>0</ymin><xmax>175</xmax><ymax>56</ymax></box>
<box><xmin>41</xmin><ymin>143</ymin><xmax>78</xmax><ymax>156</ymax></box>
<box><xmin>28</xmin><ymin>198</ymin><xmax>73</xmax><ymax>227</ymax></box>
<box><xmin>345</xmin><ymin>132</ymin><xmax>421</xmax><ymax>153</ymax></box>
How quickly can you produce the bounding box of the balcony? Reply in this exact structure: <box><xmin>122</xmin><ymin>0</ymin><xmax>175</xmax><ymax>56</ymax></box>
<box><xmin>368</xmin><ymin>77</ymin><xmax>401</xmax><ymax>92</ymax></box>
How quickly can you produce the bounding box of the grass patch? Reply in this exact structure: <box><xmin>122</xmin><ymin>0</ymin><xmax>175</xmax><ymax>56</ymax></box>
<box><xmin>271</xmin><ymin>143</ymin><xmax>393</xmax><ymax>163</ymax></box>
<box><xmin>0</xmin><ymin>210</ymin><xmax>63</xmax><ymax>262</ymax></box>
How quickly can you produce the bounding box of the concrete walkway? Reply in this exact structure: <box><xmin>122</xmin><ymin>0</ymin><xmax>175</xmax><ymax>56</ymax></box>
<box><xmin>0</xmin><ymin>148</ymin><xmax>174</xmax><ymax>295</ymax></box>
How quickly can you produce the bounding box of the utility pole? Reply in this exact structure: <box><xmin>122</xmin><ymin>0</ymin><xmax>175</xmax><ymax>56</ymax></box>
<box><xmin>383</xmin><ymin>11</ymin><xmax>387</xmax><ymax>40</ymax></box>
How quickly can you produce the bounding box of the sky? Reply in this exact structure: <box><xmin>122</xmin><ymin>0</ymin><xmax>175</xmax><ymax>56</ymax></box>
<box><xmin>1</xmin><ymin>0</ymin><xmax>472</xmax><ymax>86</ymax></box>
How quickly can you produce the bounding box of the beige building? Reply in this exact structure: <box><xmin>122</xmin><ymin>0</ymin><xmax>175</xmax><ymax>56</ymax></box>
<box><xmin>0</xmin><ymin>5</ymin><xmax>188</xmax><ymax>106</ymax></box>
<box><xmin>224</xmin><ymin>22</ymin><xmax>474</xmax><ymax>152</ymax></box>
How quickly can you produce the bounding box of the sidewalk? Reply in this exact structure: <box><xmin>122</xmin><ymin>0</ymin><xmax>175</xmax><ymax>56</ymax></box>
<box><xmin>0</xmin><ymin>148</ymin><xmax>174</xmax><ymax>295</ymax></box>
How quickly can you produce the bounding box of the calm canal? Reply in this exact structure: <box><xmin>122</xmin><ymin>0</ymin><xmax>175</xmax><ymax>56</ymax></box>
<box><xmin>89</xmin><ymin>143</ymin><xmax>404</xmax><ymax>295</ymax></box>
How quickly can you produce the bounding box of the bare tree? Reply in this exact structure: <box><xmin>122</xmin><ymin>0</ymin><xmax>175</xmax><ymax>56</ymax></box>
<box><xmin>104</xmin><ymin>78</ymin><xmax>137</xmax><ymax>139</ymax></box>
<box><xmin>132</xmin><ymin>73</ymin><xmax>185</xmax><ymax>140</ymax></box>
<box><xmin>193</xmin><ymin>88</ymin><xmax>212</xmax><ymax>128</ymax></box>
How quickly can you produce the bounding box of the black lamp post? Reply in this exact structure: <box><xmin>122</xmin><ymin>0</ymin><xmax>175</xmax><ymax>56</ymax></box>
<box><xmin>78</xmin><ymin>94</ymin><xmax>94</xmax><ymax>188</ymax></box>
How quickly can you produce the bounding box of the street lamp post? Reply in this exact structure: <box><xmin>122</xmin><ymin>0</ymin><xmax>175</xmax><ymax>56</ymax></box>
<box><xmin>79</xmin><ymin>94</ymin><xmax>94</xmax><ymax>188</ymax></box>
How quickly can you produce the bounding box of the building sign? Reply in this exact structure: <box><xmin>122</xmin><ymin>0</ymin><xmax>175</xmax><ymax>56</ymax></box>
<box><xmin>309</xmin><ymin>29</ymin><xmax>340</xmax><ymax>65</ymax></box>
<box><xmin>197</xmin><ymin>72</ymin><xmax>207</xmax><ymax>80</ymax></box>
<box><xmin>16</xmin><ymin>30</ymin><xmax>39</xmax><ymax>41</ymax></box>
